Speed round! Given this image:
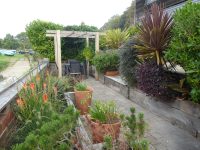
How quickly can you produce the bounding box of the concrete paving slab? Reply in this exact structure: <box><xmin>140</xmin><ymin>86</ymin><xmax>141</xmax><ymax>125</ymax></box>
<box><xmin>85</xmin><ymin>78</ymin><xmax>200</xmax><ymax>150</ymax></box>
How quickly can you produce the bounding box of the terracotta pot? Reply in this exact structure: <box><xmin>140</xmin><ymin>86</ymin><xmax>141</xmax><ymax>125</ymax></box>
<box><xmin>86</xmin><ymin>115</ymin><xmax>121</xmax><ymax>143</ymax></box>
<box><xmin>74</xmin><ymin>87</ymin><xmax>93</xmax><ymax>115</ymax></box>
<box><xmin>105</xmin><ymin>71</ymin><xmax>119</xmax><ymax>76</ymax></box>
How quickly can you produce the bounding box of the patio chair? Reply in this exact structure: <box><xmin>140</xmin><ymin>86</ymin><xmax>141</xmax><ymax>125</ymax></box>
<box><xmin>68</xmin><ymin>60</ymin><xmax>82</xmax><ymax>80</ymax></box>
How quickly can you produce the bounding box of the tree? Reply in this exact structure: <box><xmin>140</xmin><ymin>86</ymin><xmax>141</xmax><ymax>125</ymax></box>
<box><xmin>0</xmin><ymin>39</ymin><xmax>3</xmax><ymax>48</ymax></box>
<box><xmin>2</xmin><ymin>34</ymin><xmax>19</xmax><ymax>49</ymax></box>
<box><xmin>26</xmin><ymin>20</ymin><xmax>63</xmax><ymax>61</ymax></box>
<box><xmin>16</xmin><ymin>32</ymin><xmax>32</xmax><ymax>50</ymax></box>
<box><xmin>101</xmin><ymin>15</ymin><xmax>121</xmax><ymax>30</ymax></box>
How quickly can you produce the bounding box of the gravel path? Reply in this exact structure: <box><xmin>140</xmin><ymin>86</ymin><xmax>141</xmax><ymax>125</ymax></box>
<box><xmin>85</xmin><ymin>78</ymin><xmax>200</xmax><ymax>150</ymax></box>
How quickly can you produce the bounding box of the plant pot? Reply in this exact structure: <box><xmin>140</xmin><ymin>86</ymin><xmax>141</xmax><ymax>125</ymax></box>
<box><xmin>74</xmin><ymin>87</ymin><xmax>93</xmax><ymax>115</ymax></box>
<box><xmin>86</xmin><ymin>115</ymin><xmax>121</xmax><ymax>143</ymax></box>
<box><xmin>105</xmin><ymin>71</ymin><xmax>119</xmax><ymax>76</ymax></box>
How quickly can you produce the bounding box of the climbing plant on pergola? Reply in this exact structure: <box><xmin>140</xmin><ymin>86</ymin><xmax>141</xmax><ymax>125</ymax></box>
<box><xmin>46</xmin><ymin>30</ymin><xmax>104</xmax><ymax>77</ymax></box>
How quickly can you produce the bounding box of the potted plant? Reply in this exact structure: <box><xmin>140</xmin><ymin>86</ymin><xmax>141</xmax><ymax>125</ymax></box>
<box><xmin>86</xmin><ymin>101</ymin><xmax>121</xmax><ymax>143</ymax></box>
<box><xmin>74</xmin><ymin>82</ymin><xmax>93</xmax><ymax>115</ymax></box>
<box><xmin>92</xmin><ymin>51</ymin><xmax>119</xmax><ymax>76</ymax></box>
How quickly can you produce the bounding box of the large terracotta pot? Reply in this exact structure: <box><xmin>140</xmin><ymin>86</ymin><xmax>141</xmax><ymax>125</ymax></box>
<box><xmin>86</xmin><ymin>115</ymin><xmax>121</xmax><ymax>143</ymax></box>
<box><xmin>74</xmin><ymin>87</ymin><xmax>93</xmax><ymax>115</ymax></box>
<box><xmin>105</xmin><ymin>71</ymin><xmax>119</xmax><ymax>76</ymax></box>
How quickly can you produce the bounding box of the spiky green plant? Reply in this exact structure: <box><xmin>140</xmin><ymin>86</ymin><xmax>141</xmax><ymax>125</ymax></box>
<box><xmin>135</xmin><ymin>3</ymin><xmax>173</xmax><ymax>66</ymax></box>
<box><xmin>105</xmin><ymin>29</ymin><xmax>129</xmax><ymax>49</ymax></box>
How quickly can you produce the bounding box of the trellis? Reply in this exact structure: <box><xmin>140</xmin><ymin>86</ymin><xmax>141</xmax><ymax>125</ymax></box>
<box><xmin>46</xmin><ymin>30</ymin><xmax>104</xmax><ymax>77</ymax></box>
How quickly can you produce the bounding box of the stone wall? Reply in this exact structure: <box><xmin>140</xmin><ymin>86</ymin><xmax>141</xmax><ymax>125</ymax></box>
<box><xmin>102</xmin><ymin>75</ymin><xmax>200</xmax><ymax>140</ymax></box>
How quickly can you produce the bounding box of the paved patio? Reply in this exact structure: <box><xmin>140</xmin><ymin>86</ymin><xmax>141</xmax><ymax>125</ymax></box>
<box><xmin>85</xmin><ymin>78</ymin><xmax>200</xmax><ymax>150</ymax></box>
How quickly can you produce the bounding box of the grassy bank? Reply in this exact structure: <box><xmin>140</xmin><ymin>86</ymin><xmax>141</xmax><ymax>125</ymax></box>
<box><xmin>0</xmin><ymin>54</ymin><xmax>24</xmax><ymax>72</ymax></box>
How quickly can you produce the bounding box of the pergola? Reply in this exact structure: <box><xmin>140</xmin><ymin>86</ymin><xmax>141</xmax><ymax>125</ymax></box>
<box><xmin>46</xmin><ymin>30</ymin><xmax>104</xmax><ymax>77</ymax></box>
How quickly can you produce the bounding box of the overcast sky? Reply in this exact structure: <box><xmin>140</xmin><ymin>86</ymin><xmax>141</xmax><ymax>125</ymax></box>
<box><xmin>0</xmin><ymin>0</ymin><xmax>133</xmax><ymax>38</ymax></box>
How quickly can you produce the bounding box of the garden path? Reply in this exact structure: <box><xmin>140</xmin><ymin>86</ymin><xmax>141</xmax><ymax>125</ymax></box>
<box><xmin>85</xmin><ymin>78</ymin><xmax>200</xmax><ymax>150</ymax></box>
<box><xmin>0</xmin><ymin>59</ymin><xmax>30</xmax><ymax>93</ymax></box>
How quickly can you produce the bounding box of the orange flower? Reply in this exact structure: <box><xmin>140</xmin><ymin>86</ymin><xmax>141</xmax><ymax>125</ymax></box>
<box><xmin>43</xmin><ymin>83</ymin><xmax>47</xmax><ymax>89</ymax></box>
<box><xmin>43</xmin><ymin>93</ymin><xmax>48</xmax><ymax>103</ymax></box>
<box><xmin>16</xmin><ymin>98</ymin><xmax>24</xmax><ymax>108</ymax></box>
<box><xmin>30</xmin><ymin>83</ymin><xmax>35</xmax><ymax>90</ymax></box>
<box><xmin>36</xmin><ymin>74</ymin><xmax>40</xmax><ymax>81</ymax></box>
<box><xmin>23</xmin><ymin>83</ymin><xmax>27</xmax><ymax>90</ymax></box>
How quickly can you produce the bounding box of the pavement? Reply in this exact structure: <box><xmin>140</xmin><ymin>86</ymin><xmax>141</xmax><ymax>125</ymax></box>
<box><xmin>0</xmin><ymin>60</ymin><xmax>30</xmax><ymax>93</ymax></box>
<box><xmin>85</xmin><ymin>78</ymin><xmax>200</xmax><ymax>150</ymax></box>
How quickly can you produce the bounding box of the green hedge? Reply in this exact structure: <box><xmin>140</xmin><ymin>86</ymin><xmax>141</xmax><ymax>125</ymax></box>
<box><xmin>165</xmin><ymin>2</ymin><xmax>200</xmax><ymax>102</ymax></box>
<box><xmin>92</xmin><ymin>50</ymin><xmax>119</xmax><ymax>73</ymax></box>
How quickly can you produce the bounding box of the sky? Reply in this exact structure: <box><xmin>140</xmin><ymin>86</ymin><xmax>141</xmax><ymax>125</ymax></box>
<box><xmin>0</xmin><ymin>0</ymin><xmax>133</xmax><ymax>38</ymax></box>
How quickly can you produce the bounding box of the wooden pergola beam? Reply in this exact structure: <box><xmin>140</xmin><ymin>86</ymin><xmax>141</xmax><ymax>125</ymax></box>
<box><xmin>46</xmin><ymin>30</ymin><xmax>103</xmax><ymax>78</ymax></box>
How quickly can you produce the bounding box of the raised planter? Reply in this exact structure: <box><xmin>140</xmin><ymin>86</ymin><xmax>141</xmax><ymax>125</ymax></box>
<box><xmin>105</xmin><ymin>71</ymin><xmax>119</xmax><ymax>76</ymax></box>
<box><xmin>103</xmin><ymin>75</ymin><xmax>200</xmax><ymax>140</ymax></box>
<box><xmin>65</xmin><ymin>92</ymin><xmax>103</xmax><ymax>150</ymax></box>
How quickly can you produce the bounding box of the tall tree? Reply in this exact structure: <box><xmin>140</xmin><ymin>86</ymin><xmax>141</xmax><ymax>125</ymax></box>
<box><xmin>16</xmin><ymin>32</ymin><xmax>32</xmax><ymax>50</ymax></box>
<box><xmin>2</xmin><ymin>34</ymin><xmax>19</xmax><ymax>49</ymax></box>
<box><xmin>101</xmin><ymin>15</ymin><xmax>121</xmax><ymax>30</ymax></box>
<box><xmin>26</xmin><ymin>20</ymin><xmax>63</xmax><ymax>61</ymax></box>
<box><xmin>0</xmin><ymin>38</ymin><xmax>3</xmax><ymax>48</ymax></box>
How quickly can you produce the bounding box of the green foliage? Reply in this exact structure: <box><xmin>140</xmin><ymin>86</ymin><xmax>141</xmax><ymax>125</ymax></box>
<box><xmin>75</xmin><ymin>82</ymin><xmax>87</xmax><ymax>91</ymax></box>
<box><xmin>101</xmin><ymin>15</ymin><xmax>121</xmax><ymax>30</ymax></box>
<box><xmin>82</xmin><ymin>47</ymin><xmax>95</xmax><ymax>61</ymax></box>
<box><xmin>26</xmin><ymin>20</ymin><xmax>63</xmax><ymax>61</ymax></box>
<box><xmin>165</xmin><ymin>2</ymin><xmax>200</xmax><ymax>102</ymax></box>
<box><xmin>119</xmin><ymin>37</ymin><xmax>138</xmax><ymax>86</ymax></box>
<box><xmin>104</xmin><ymin>29</ymin><xmax>129</xmax><ymax>49</ymax></box>
<box><xmin>16</xmin><ymin>32</ymin><xmax>32</xmax><ymax>50</ymax></box>
<box><xmin>124</xmin><ymin>107</ymin><xmax>149</xmax><ymax>150</ymax></box>
<box><xmin>101</xmin><ymin>1</ymin><xmax>135</xmax><ymax>30</ymax></box>
<box><xmin>89</xmin><ymin>100</ymin><xmax>119</xmax><ymax>124</ymax></box>
<box><xmin>103</xmin><ymin>135</ymin><xmax>113</xmax><ymax>150</ymax></box>
<box><xmin>12</xmin><ymin>106</ymin><xmax>79</xmax><ymax>150</ymax></box>
<box><xmin>2</xmin><ymin>34</ymin><xmax>19</xmax><ymax>49</ymax></box>
<box><xmin>62</xmin><ymin>23</ymin><xmax>98</xmax><ymax>61</ymax></box>
<box><xmin>9</xmin><ymin>72</ymin><xmax>73</xmax><ymax>147</ymax></box>
<box><xmin>92</xmin><ymin>51</ymin><xmax>119</xmax><ymax>73</ymax></box>
<box><xmin>135</xmin><ymin>3</ymin><xmax>173</xmax><ymax>66</ymax></box>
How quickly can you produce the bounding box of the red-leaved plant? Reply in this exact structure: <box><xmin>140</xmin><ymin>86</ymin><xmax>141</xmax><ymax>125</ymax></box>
<box><xmin>135</xmin><ymin>3</ymin><xmax>173</xmax><ymax>66</ymax></box>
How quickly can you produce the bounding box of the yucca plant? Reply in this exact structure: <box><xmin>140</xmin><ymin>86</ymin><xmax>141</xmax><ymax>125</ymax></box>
<box><xmin>135</xmin><ymin>3</ymin><xmax>173</xmax><ymax>66</ymax></box>
<box><xmin>105</xmin><ymin>28</ymin><xmax>129</xmax><ymax>49</ymax></box>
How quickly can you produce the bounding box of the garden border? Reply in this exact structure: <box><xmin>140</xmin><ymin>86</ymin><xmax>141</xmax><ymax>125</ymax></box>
<box><xmin>102</xmin><ymin>75</ymin><xmax>200</xmax><ymax>140</ymax></box>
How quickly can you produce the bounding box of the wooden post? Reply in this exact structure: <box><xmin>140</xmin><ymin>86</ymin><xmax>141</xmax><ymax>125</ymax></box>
<box><xmin>86</xmin><ymin>36</ymin><xmax>89</xmax><ymax>48</ymax></box>
<box><xmin>95</xmin><ymin>32</ymin><xmax>99</xmax><ymax>53</ymax></box>
<box><xmin>86</xmin><ymin>36</ymin><xmax>90</xmax><ymax>78</ymax></box>
<box><xmin>54</xmin><ymin>35</ymin><xmax>58</xmax><ymax>66</ymax></box>
<box><xmin>95</xmin><ymin>32</ymin><xmax>100</xmax><ymax>80</ymax></box>
<box><xmin>56</xmin><ymin>30</ymin><xmax>62</xmax><ymax>77</ymax></box>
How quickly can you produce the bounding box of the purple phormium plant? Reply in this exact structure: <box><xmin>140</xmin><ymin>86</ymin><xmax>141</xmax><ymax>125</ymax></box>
<box><xmin>135</xmin><ymin>3</ymin><xmax>173</xmax><ymax>66</ymax></box>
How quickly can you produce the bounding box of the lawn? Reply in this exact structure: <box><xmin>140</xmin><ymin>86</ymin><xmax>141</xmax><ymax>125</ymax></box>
<box><xmin>0</xmin><ymin>54</ymin><xmax>24</xmax><ymax>72</ymax></box>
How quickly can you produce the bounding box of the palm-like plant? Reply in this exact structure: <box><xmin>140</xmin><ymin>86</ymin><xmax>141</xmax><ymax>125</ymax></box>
<box><xmin>105</xmin><ymin>28</ymin><xmax>129</xmax><ymax>49</ymax></box>
<box><xmin>135</xmin><ymin>3</ymin><xmax>173</xmax><ymax>66</ymax></box>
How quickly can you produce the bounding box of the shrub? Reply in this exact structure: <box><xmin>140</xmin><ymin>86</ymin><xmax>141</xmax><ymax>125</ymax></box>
<box><xmin>124</xmin><ymin>107</ymin><xmax>149</xmax><ymax>150</ymax></box>
<box><xmin>165</xmin><ymin>2</ymin><xmax>200</xmax><ymax>103</ymax></box>
<box><xmin>75</xmin><ymin>82</ymin><xmax>87</xmax><ymax>91</ymax></box>
<box><xmin>135</xmin><ymin>61</ymin><xmax>181</xmax><ymax>99</ymax></box>
<box><xmin>119</xmin><ymin>37</ymin><xmax>138</xmax><ymax>86</ymax></box>
<box><xmin>26</xmin><ymin>20</ymin><xmax>63</xmax><ymax>61</ymax></box>
<box><xmin>9</xmin><ymin>72</ymin><xmax>73</xmax><ymax>147</ymax></box>
<box><xmin>89</xmin><ymin>101</ymin><xmax>119</xmax><ymax>124</ymax></box>
<box><xmin>104</xmin><ymin>29</ymin><xmax>129</xmax><ymax>49</ymax></box>
<box><xmin>92</xmin><ymin>51</ymin><xmax>119</xmax><ymax>73</ymax></box>
<box><xmin>135</xmin><ymin>3</ymin><xmax>173</xmax><ymax>66</ymax></box>
<box><xmin>12</xmin><ymin>106</ymin><xmax>79</xmax><ymax>150</ymax></box>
